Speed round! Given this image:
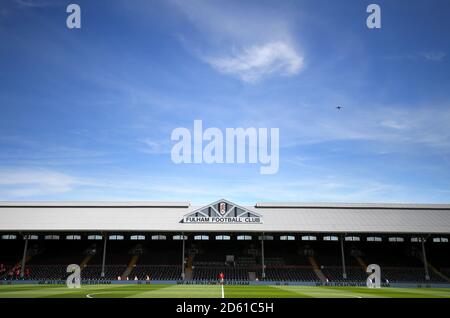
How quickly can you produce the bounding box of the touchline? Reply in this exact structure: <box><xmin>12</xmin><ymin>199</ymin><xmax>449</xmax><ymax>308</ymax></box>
<box><xmin>171</xmin><ymin>120</ymin><xmax>279</xmax><ymax>174</ymax></box>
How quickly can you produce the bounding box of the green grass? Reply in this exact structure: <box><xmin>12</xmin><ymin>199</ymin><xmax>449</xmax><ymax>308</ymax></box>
<box><xmin>1</xmin><ymin>284</ymin><xmax>450</xmax><ymax>298</ymax></box>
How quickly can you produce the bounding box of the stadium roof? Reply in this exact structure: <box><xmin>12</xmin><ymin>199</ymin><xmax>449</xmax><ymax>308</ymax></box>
<box><xmin>0</xmin><ymin>200</ymin><xmax>450</xmax><ymax>234</ymax></box>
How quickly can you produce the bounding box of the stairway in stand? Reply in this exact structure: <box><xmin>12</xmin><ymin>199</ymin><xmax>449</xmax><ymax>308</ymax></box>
<box><xmin>121</xmin><ymin>255</ymin><xmax>140</xmax><ymax>279</ymax></box>
<box><xmin>80</xmin><ymin>255</ymin><xmax>92</xmax><ymax>270</ymax></box>
<box><xmin>355</xmin><ymin>256</ymin><xmax>367</xmax><ymax>271</ymax></box>
<box><xmin>308</xmin><ymin>256</ymin><xmax>328</xmax><ymax>282</ymax></box>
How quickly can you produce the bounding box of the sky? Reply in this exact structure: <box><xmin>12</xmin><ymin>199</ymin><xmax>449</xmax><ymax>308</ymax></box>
<box><xmin>0</xmin><ymin>0</ymin><xmax>450</xmax><ymax>204</ymax></box>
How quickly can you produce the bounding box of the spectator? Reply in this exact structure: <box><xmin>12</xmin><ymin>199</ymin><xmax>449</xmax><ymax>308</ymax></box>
<box><xmin>218</xmin><ymin>272</ymin><xmax>224</xmax><ymax>284</ymax></box>
<box><xmin>24</xmin><ymin>268</ymin><xmax>30</xmax><ymax>280</ymax></box>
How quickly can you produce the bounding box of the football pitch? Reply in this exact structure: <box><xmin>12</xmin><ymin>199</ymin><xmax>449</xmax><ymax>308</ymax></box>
<box><xmin>1</xmin><ymin>284</ymin><xmax>450</xmax><ymax>298</ymax></box>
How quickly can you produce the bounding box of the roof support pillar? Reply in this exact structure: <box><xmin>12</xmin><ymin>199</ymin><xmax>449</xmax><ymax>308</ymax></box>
<box><xmin>261</xmin><ymin>233</ymin><xmax>266</xmax><ymax>279</ymax></box>
<box><xmin>101</xmin><ymin>233</ymin><xmax>107</xmax><ymax>278</ymax></box>
<box><xmin>20</xmin><ymin>234</ymin><xmax>29</xmax><ymax>278</ymax></box>
<box><xmin>421</xmin><ymin>237</ymin><xmax>430</xmax><ymax>281</ymax></box>
<box><xmin>340</xmin><ymin>234</ymin><xmax>347</xmax><ymax>279</ymax></box>
<box><xmin>181</xmin><ymin>232</ymin><xmax>186</xmax><ymax>280</ymax></box>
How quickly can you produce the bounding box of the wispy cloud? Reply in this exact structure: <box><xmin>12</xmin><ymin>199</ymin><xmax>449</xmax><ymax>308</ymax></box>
<box><xmin>420</xmin><ymin>51</ymin><xmax>447</xmax><ymax>62</ymax></box>
<box><xmin>0</xmin><ymin>136</ymin><xmax>111</xmax><ymax>166</ymax></box>
<box><xmin>170</xmin><ymin>0</ymin><xmax>304</xmax><ymax>83</ymax></box>
<box><xmin>138</xmin><ymin>138</ymin><xmax>172</xmax><ymax>155</ymax></box>
<box><xmin>386</xmin><ymin>51</ymin><xmax>447</xmax><ymax>62</ymax></box>
<box><xmin>0</xmin><ymin>166</ymin><xmax>448</xmax><ymax>204</ymax></box>
<box><xmin>205</xmin><ymin>42</ymin><xmax>303</xmax><ymax>83</ymax></box>
<box><xmin>0</xmin><ymin>169</ymin><xmax>83</xmax><ymax>197</ymax></box>
<box><xmin>236</xmin><ymin>100</ymin><xmax>450</xmax><ymax>153</ymax></box>
<box><xmin>0</xmin><ymin>169</ymin><xmax>397</xmax><ymax>203</ymax></box>
<box><xmin>380</xmin><ymin>119</ymin><xmax>409</xmax><ymax>130</ymax></box>
<box><xmin>13</xmin><ymin>0</ymin><xmax>58</xmax><ymax>8</ymax></box>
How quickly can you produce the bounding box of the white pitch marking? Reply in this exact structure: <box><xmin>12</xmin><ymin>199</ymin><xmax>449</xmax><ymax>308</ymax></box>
<box><xmin>221</xmin><ymin>284</ymin><xmax>224</xmax><ymax>299</ymax></box>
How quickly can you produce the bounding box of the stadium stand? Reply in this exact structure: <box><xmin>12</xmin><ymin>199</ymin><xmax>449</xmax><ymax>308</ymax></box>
<box><xmin>1</xmin><ymin>201</ymin><xmax>449</xmax><ymax>285</ymax></box>
<box><xmin>1</xmin><ymin>235</ymin><xmax>449</xmax><ymax>284</ymax></box>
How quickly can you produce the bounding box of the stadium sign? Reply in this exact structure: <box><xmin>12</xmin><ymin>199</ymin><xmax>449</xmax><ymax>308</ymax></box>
<box><xmin>180</xmin><ymin>199</ymin><xmax>262</xmax><ymax>224</ymax></box>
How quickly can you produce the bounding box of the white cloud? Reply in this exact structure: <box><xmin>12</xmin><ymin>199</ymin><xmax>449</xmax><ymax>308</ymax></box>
<box><xmin>119</xmin><ymin>176</ymin><xmax>409</xmax><ymax>204</ymax></box>
<box><xmin>236</xmin><ymin>99</ymin><xmax>450</xmax><ymax>153</ymax></box>
<box><xmin>0</xmin><ymin>167</ymin><xmax>445</xmax><ymax>203</ymax></box>
<box><xmin>170</xmin><ymin>0</ymin><xmax>304</xmax><ymax>83</ymax></box>
<box><xmin>0</xmin><ymin>169</ymin><xmax>83</xmax><ymax>197</ymax></box>
<box><xmin>386</xmin><ymin>51</ymin><xmax>447</xmax><ymax>62</ymax></box>
<box><xmin>13</xmin><ymin>0</ymin><xmax>57</xmax><ymax>8</ymax></box>
<box><xmin>380</xmin><ymin>120</ymin><xmax>409</xmax><ymax>130</ymax></box>
<box><xmin>420</xmin><ymin>51</ymin><xmax>447</xmax><ymax>62</ymax></box>
<box><xmin>206</xmin><ymin>42</ymin><xmax>303</xmax><ymax>83</ymax></box>
<box><xmin>139</xmin><ymin>139</ymin><xmax>171</xmax><ymax>154</ymax></box>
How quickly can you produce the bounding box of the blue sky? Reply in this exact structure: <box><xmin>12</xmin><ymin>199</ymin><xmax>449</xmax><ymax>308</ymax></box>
<box><xmin>0</xmin><ymin>0</ymin><xmax>450</xmax><ymax>204</ymax></box>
